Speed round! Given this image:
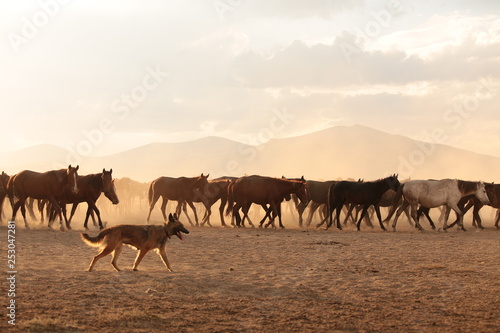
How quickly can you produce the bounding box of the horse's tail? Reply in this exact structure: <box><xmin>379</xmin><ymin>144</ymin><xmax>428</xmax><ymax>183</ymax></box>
<box><xmin>225</xmin><ymin>182</ymin><xmax>235</xmax><ymax>217</ymax></box>
<box><xmin>326</xmin><ymin>182</ymin><xmax>335</xmax><ymax>227</ymax></box>
<box><xmin>80</xmin><ymin>229</ymin><xmax>111</xmax><ymax>247</ymax></box>
<box><xmin>384</xmin><ymin>183</ymin><xmax>405</xmax><ymax>223</ymax></box>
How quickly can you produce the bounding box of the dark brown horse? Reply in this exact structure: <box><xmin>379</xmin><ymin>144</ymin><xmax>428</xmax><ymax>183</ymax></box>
<box><xmin>445</xmin><ymin>182</ymin><xmax>500</xmax><ymax>229</ymax></box>
<box><xmin>324</xmin><ymin>175</ymin><xmax>400</xmax><ymax>231</ymax></box>
<box><xmin>146</xmin><ymin>174</ymin><xmax>209</xmax><ymax>225</ymax></box>
<box><xmin>226</xmin><ymin>175</ymin><xmax>310</xmax><ymax>229</ymax></box>
<box><xmin>9</xmin><ymin>165</ymin><xmax>79</xmax><ymax>230</ymax></box>
<box><xmin>53</xmin><ymin>169</ymin><xmax>119</xmax><ymax>230</ymax></box>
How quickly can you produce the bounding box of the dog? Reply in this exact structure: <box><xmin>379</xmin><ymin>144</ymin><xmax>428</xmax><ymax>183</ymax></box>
<box><xmin>81</xmin><ymin>213</ymin><xmax>189</xmax><ymax>272</ymax></box>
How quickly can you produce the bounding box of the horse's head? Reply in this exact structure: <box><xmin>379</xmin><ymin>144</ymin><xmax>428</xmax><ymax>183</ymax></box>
<box><xmin>0</xmin><ymin>172</ymin><xmax>9</xmax><ymax>189</ymax></box>
<box><xmin>193</xmin><ymin>173</ymin><xmax>209</xmax><ymax>191</ymax></box>
<box><xmin>386</xmin><ymin>174</ymin><xmax>400</xmax><ymax>191</ymax></box>
<box><xmin>475</xmin><ymin>181</ymin><xmax>490</xmax><ymax>205</ymax></box>
<box><xmin>102</xmin><ymin>168</ymin><xmax>119</xmax><ymax>204</ymax></box>
<box><xmin>67</xmin><ymin>165</ymin><xmax>79</xmax><ymax>194</ymax></box>
<box><xmin>295</xmin><ymin>180</ymin><xmax>310</xmax><ymax>204</ymax></box>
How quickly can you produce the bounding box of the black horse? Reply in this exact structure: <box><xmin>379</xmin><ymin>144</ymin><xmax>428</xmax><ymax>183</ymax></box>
<box><xmin>324</xmin><ymin>174</ymin><xmax>400</xmax><ymax>231</ymax></box>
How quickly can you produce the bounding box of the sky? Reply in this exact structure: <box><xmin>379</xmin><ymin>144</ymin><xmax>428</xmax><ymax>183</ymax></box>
<box><xmin>1</xmin><ymin>0</ymin><xmax>500</xmax><ymax>158</ymax></box>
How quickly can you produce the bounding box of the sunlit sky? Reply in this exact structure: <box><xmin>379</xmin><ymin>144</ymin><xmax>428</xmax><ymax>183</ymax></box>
<box><xmin>1</xmin><ymin>0</ymin><xmax>500</xmax><ymax>157</ymax></box>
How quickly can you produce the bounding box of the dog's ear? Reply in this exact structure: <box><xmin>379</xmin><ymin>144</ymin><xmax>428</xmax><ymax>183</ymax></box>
<box><xmin>168</xmin><ymin>213</ymin><xmax>173</xmax><ymax>222</ymax></box>
<box><xmin>173</xmin><ymin>213</ymin><xmax>178</xmax><ymax>220</ymax></box>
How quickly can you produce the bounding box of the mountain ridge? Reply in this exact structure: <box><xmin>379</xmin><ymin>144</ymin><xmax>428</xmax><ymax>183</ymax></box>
<box><xmin>1</xmin><ymin>125</ymin><xmax>499</xmax><ymax>182</ymax></box>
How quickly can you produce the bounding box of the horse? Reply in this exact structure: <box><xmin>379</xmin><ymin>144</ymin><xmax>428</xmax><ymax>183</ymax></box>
<box><xmin>113</xmin><ymin>177</ymin><xmax>148</xmax><ymax>215</ymax></box>
<box><xmin>8</xmin><ymin>165</ymin><xmax>79</xmax><ymax>230</ymax></box>
<box><xmin>176</xmin><ymin>178</ymin><xmax>233</xmax><ymax>227</ymax></box>
<box><xmin>391</xmin><ymin>179</ymin><xmax>490</xmax><ymax>231</ymax></box>
<box><xmin>146</xmin><ymin>173</ymin><xmax>209</xmax><ymax>225</ymax></box>
<box><xmin>323</xmin><ymin>174</ymin><xmax>400</xmax><ymax>231</ymax></box>
<box><xmin>293</xmin><ymin>180</ymin><xmax>336</xmax><ymax>227</ymax></box>
<box><xmin>443</xmin><ymin>182</ymin><xmax>500</xmax><ymax>229</ymax></box>
<box><xmin>225</xmin><ymin>175</ymin><xmax>310</xmax><ymax>229</ymax></box>
<box><xmin>52</xmin><ymin>169</ymin><xmax>119</xmax><ymax>230</ymax></box>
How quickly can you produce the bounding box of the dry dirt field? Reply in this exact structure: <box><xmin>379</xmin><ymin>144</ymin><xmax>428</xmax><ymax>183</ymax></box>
<box><xmin>1</xmin><ymin>216</ymin><xmax>499</xmax><ymax>333</ymax></box>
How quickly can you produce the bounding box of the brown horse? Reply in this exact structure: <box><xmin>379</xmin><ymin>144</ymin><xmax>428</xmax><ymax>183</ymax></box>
<box><xmin>9</xmin><ymin>165</ymin><xmax>79</xmax><ymax>230</ymax></box>
<box><xmin>52</xmin><ymin>169</ymin><xmax>119</xmax><ymax>230</ymax></box>
<box><xmin>114</xmin><ymin>177</ymin><xmax>148</xmax><ymax>215</ymax></box>
<box><xmin>226</xmin><ymin>175</ymin><xmax>310</xmax><ymax>229</ymax></box>
<box><xmin>177</xmin><ymin>178</ymin><xmax>233</xmax><ymax>227</ymax></box>
<box><xmin>146</xmin><ymin>173</ymin><xmax>209</xmax><ymax>225</ymax></box>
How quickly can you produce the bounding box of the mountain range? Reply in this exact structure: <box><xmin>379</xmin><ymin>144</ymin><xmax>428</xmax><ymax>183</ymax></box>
<box><xmin>1</xmin><ymin>125</ymin><xmax>499</xmax><ymax>182</ymax></box>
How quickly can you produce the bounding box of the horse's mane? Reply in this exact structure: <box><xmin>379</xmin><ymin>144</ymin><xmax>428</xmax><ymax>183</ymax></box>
<box><xmin>457</xmin><ymin>180</ymin><xmax>478</xmax><ymax>194</ymax></box>
<box><xmin>85</xmin><ymin>173</ymin><xmax>103</xmax><ymax>188</ymax></box>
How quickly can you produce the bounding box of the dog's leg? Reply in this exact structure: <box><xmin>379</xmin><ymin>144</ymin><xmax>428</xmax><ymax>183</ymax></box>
<box><xmin>158</xmin><ymin>246</ymin><xmax>173</xmax><ymax>272</ymax></box>
<box><xmin>132</xmin><ymin>249</ymin><xmax>149</xmax><ymax>271</ymax></box>
<box><xmin>87</xmin><ymin>246</ymin><xmax>115</xmax><ymax>272</ymax></box>
<box><xmin>111</xmin><ymin>245</ymin><xmax>123</xmax><ymax>272</ymax></box>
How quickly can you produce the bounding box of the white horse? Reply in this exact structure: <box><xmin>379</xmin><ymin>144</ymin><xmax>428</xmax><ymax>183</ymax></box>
<box><xmin>392</xmin><ymin>179</ymin><xmax>490</xmax><ymax>231</ymax></box>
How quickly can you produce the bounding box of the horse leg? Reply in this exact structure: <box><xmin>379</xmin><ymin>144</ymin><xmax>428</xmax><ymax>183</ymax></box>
<box><xmin>473</xmin><ymin>204</ymin><xmax>484</xmax><ymax>229</ymax></box>
<box><xmin>306</xmin><ymin>202</ymin><xmax>320</xmax><ymax>227</ymax></box>
<box><xmin>186</xmin><ymin>201</ymin><xmax>199</xmax><ymax>227</ymax></box>
<box><xmin>421</xmin><ymin>208</ymin><xmax>436</xmax><ymax>230</ymax></box>
<box><xmin>331</xmin><ymin>202</ymin><xmax>344</xmax><ymax>230</ymax></box>
<box><xmin>450</xmin><ymin>204</ymin><xmax>465</xmax><ymax>231</ymax></box>
<box><xmin>495</xmin><ymin>209</ymin><xmax>500</xmax><ymax>229</ymax></box>
<box><xmin>46</xmin><ymin>197</ymin><xmax>65</xmax><ymax>231</ymax></box>
<box><xmin>296</xmin><ymin>201</ymin><xmax>308</xmax><ymax>227</ymax></box>
<box><xmin>355</xmin><ymin>204</ymin><xmax>371</xmax><ymax>231</ymax></box>
<box><xmin>202</xmin><ymin>203</ymin><xmax>212</xmax><ymax>227</ymax></box>
<box><xmin>160</xmin><ymin>197</ymin><xmax>170</xmax><ymax>222</ymax></box>
<box><xmin>146</xmin><ymin>192</ymin><xmax>161</xmax><ymax>223</ymax></box>
<box><xmin>232</xmin><ymin>204</ymin><xmax>242</xmax><ymax>227</ymax></box>
<box><xmin>179</xmin><ymin>201</ymin><xmax>195</xmax><ymax>227</ymax></box>
<box><xmin>343</xmin><ymin>204</ymin><xmax>355</xmax><ymax>226</ymax></box>
<box><xmin>315</xmin><ymin>204</ymin><xmax>330</xmax><ymax>228</ymax></box>
<box><xmin>409</xmin><ymin>203</ymin><xmax>424</xmax><ymax>231</ymax></box>
<box><xmin>259</xmin><ymin>204</ymin><xmax>270</xmax><ymax>228</ymax></box>
<box><xmin>67</xmin><ymin>203</ymin><xmax>79</xmax><ymax>230</ymax></box>
<box><xmin>373</xmin><ymin>204</ymin><xmax>386</xmax><ymax>231</ymax></box>
<box><xmin>218</xmin><ymin>198</ymin><xmax>228</xmax><ymax>227</ymax></box>
<box><xmin>87</xmin><ymin>201</ymin><xmax>104</xmax><ymax>230</ymax></box>
<box><xmin>243</xmin><ymin>204</ymin><xmax>255</xmax><ymax>228</ymax></box>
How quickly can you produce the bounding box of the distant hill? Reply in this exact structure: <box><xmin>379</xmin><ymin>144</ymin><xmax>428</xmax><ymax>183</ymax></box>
<box><xmin>1</xmin><ymin>125</ymin><xmax>499</xmax><ymax>182</ymax></box>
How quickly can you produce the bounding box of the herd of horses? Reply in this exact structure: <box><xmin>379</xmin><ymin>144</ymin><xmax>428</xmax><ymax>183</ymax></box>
<box><xmin>1</xmin><ymin>165</ymin><xmax>499</xmax><ymax>232</ymax></box>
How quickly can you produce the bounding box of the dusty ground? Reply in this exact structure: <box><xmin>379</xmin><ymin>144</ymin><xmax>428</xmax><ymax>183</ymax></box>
<box><xmin>1</xmin><ymin>215</ymin><xmax>499</xmax><ymax>333</ymax></box>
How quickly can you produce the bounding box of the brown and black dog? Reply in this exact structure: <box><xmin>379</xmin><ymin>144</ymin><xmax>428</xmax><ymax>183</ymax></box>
<box><xmin>81</xmin><ymin>213</ymin><xmax>189</xmax><ymax>272</ymax></box>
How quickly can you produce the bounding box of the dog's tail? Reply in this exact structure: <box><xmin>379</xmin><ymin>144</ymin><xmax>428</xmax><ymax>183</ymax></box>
<box><xmin>81</xmin><ymin>229</ymin><xmax>111</xmax><ymax>247</ymax></box>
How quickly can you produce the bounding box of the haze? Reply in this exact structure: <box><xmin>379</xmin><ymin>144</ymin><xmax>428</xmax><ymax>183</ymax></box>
<box><xmin>1</xmin><ymin>0</ymin><xmax>500</xmax><ymax>165</ymax></box>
